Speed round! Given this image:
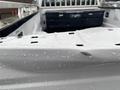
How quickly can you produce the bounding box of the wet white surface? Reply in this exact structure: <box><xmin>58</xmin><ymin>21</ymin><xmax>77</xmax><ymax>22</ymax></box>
<box><xmin>0</xmin><ymin>28</ymin><xmax>120</xmax><ymax>89</ymax></box>
<box><xmin>0</xmin><ymin>62</ymin><xmax>120</xmax><ymax>89</ymax></box>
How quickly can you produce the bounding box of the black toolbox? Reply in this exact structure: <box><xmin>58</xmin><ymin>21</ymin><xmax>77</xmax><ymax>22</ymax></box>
<box><xmin>44</xmin><ymin>10</ymin><xmax>104</xmax><ymax>33</ymax></box>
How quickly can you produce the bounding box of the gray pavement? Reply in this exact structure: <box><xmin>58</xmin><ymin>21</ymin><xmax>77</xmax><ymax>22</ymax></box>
<box><xmin>0</xmin><ymin>21</ymin><xmax>4</xmax><ymax>28</ymax></box>
<box><xmin>0</xmin><ymin>16</ymin><xmax>19</xmax><ymax>29</ymax></box>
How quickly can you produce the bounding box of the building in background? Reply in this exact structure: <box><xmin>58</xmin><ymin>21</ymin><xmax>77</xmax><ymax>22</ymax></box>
<box><xmin>0</xmin><ymin>0</ymin><xmax>38</xmax><ymax>19</ymax></box>
<box><xmin>0</xmin><ymin>8</ymin><xmax>18</xmax><ymax>20</ymax></box>
<box><xmin>0</xmin><ymin>0</ymin><xmax>38</xmax><ymax>28</ymax></box>
<box><xmin>2</xmin><ymin>0</ymin><xmax>34</xmax><ymax>3</ymax></box>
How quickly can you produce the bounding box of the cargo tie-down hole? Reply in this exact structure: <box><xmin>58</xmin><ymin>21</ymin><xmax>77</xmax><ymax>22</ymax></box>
<box><xmin>69</xmin><ymin>32</ymin><xmax>74</xmax><ymax>35</ymax></box>
<box><xmin>31</xmin><ymin>41</ymin><xmax>38</xmax><ymax>44</ymax></box>
<box><xmin>31</xmin><ymin>36</ymin><xmax>38</xmax><ymax>38</ymax></box>
<box><xmin>76</xmin><ymin>44</ymin><xmax>84</xmax><ymax>46</ymax></box>
<box><xmin>115</xmin><ymin>43</ymin><xmax>120</xmax><ymax>46</ymax></box>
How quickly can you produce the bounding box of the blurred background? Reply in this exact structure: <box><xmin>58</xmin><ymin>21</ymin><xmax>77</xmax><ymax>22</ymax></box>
<box><xmin>0</xmin><ymin>0</ymin><xmax>38</xmax><ymax>28</ymax></box>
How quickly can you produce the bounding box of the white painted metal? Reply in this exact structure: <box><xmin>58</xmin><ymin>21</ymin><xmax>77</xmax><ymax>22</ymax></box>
<box><xmin>104</xmin><ymin>9</ymin><xmax>120</xmax><ymax>28</ymax></box>
<box><xmin>1</xmin><ymin>27</ymin><xmax>120</xmax><ymax>67</ymax></box>
<box><xmin>1</xmin><ymin>0</ymin><xmax>120</xmax><ymax>89</ymax></box>
<box><xmin>9</xmin><ymin>13</ymin><xmax>41</xmax><ymax>36</ymax></box>
<box><xmin>1</xmin><ymin>16</ymin><xmax>120</xmax><ymax>90</ymax></box>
